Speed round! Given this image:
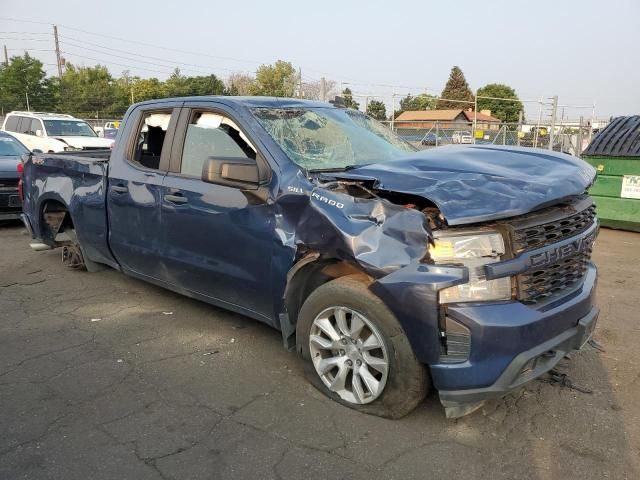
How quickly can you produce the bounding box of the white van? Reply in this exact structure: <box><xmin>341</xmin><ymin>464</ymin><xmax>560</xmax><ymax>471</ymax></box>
<box><xmin>1</xmin><ymin>112</ymin><xmax>114</xmax><ymax>152</ymax></box>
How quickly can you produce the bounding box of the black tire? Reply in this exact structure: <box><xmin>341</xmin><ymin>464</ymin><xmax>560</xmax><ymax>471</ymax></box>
<box><xmin>297</xmin><ymin>275</ymin><xmax>429</xmax><ymax>419</ymax></box>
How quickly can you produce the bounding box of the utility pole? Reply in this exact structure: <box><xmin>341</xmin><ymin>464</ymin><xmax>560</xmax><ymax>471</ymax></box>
<box><xmin>473</xmin><ymin>89</ymin><xmax>478</xmax><ymax>144</ymax></box>
<box><xmin>390</xmin><ymin>93</ymin><xmax>395</xmax><ymax>131</ymax></box>
<box><xmin>320</xmin><ymin>77</ymin><xmax>327</xmax><ymax>102</ymax></box>
<box><xmin>53</xmin><ymin>25</ymin><xmax>63</xmax><ymax>80</ymax></box>
<box><xmin>548</xmin><ymin>95</ymin><xmax>558</xmax><ymax>151</ymax></box>
<box><xmin>517</xmin><ymin>110</ymin><xmax>523</xmax><ymax>147</ymax></box>
<box><xmin>25</xmin><ymin>89</ymin><xmax>30</xmax><ymax>111</ymax></box>
<box><xmin>577</xmin><ymin>115</ymin><xmax>584</xmax><ymax>157</ymax></box>
<box><xmin>297</xmin><ymin>67</ymin><xmax>302</xmax><ymax>98</ymax></box>
<box><xmin>3</xmin><ymin>45</ymin><xmax>8</xmax><ymax>66</ymax></box>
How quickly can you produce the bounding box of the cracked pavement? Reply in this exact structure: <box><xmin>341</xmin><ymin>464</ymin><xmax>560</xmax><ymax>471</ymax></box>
<box><xmin>0</xmin><ymin>221</ymin><xmax>638</xmax><ymax>479</ymax></box>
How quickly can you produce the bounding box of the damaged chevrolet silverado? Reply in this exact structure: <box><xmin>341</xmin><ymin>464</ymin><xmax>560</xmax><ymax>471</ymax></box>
<box><xmin>19</xmin><ymin>97</ymin><xmax>599</xmax><ymax>418</ymax></box>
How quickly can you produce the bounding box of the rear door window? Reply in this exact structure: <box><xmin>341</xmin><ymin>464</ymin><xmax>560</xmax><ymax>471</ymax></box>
<box><xmin>180</xmin><ymin>111</ymin><xmax>256</xmax><ymax>178</ymax></box>
<box><xmin>4</xmin><ymin>116</ymin><xmax>19</xmax><ymax>132</ymax></box>
<box><xmin>16</xmin><ymin>117</ymin><xmax>31</xmax><ymax>135</ymax></box>
<box><xmin>130</xmin><ymin>110</ymin><xmax>173</xmax><ymax>171</ymax></box>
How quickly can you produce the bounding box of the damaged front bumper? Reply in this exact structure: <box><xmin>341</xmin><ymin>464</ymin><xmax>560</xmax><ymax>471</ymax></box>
<box><xmin>434</xmin><ymin>265</ymin><xmax>598</xmax><ymax>418</ymax></box>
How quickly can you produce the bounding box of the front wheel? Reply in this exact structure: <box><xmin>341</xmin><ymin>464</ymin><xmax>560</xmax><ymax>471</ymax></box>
<box><xmin>297</xmin><ymin>276</ymin><xmax>429</xmax><ymax>418</ymax></box>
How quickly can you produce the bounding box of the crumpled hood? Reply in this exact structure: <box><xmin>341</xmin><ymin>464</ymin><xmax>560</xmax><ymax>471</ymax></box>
<box><xmin>0</xmin><ymin>156</ymin><xmax>20</xmax><ymax>176</ymax></box>
<box><xmin>331</xmin><ymin>145</ymin><xmax>597</xmax><ymax>225</ymax></box>
<box><xmin>53</xmin><ymin>136</ymin><xmax>113</xmax><ymax>149</ymax></box>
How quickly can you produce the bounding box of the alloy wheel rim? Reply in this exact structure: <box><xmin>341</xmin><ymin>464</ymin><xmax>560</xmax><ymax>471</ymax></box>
<box><xmin>309</xmin><ymin>306</ymin><xmax>389</xmax><ymax>405</ymax></box>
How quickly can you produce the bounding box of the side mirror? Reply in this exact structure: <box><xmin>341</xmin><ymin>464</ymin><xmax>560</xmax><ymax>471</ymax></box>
<box><xmin>35</xmin><ymin>129</ymin><xmax>43</xmax><ymax>137</ymax></box>
<box><xmin>202</xmin><ymin>156</ymin><xmax>260</xmax><ymax>188</ymax></box>
<box><xmin>32</xmin><ymin>149</ymin><xmax>43</xmax><ymax>154</ymax></box>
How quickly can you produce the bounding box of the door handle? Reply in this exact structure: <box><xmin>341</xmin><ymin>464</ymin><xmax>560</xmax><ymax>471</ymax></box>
<box><xmin>164</xmin><ymin>194</ymin><xmax>188</xmax><ymax>204</ymax></box>
<box><xmin>111</xmin><ymin>185</ymin><xmax>128</xmax><ymax>194</ymax></box>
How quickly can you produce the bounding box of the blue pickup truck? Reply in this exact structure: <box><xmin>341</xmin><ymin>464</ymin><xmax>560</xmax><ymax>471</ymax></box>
<box><xmin>19</xmin><ymin>97</ymin><xmax>599</xmax><ymax>418</ymax></box>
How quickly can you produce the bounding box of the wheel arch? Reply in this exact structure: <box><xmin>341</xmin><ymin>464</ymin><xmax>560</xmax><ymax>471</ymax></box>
<box><xmin>37</xmin><ymin>195</ymin><xmax>74</xmax><ymax>244</ymax></box>
<box><xmin>280</xmin><ymin>253</ymin><xmax>373</xmax><ymax>350</ymax></box>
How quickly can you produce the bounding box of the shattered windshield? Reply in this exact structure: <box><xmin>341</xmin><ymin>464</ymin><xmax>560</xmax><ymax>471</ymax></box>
<box><xmin>253</xmin><ymin>107</ymin><xmax>415</xmax><ymax>170</ymax></box>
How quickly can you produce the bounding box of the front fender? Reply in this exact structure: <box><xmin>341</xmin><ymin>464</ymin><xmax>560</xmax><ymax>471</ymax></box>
<box><xmin>370</xmin><ymin>263</ymin><xmax>468</xmax><ymax>364</ymax></box>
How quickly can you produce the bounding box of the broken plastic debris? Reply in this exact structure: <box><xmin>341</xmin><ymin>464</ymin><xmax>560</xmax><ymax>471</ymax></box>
<box><xmin>117</xmin><ymin>359</ymin><xmax>123</xmax><ymax>363</ymax></box>
<box><xmin>539</xmin><ymin>369</ymin><xmax>593</xmax><ymax>394</ymax></box>
<box><xmin>230</xmin><ymin>338</ymin><xmax>236</xmax><ymax>343</ymax></box>
<box><xmin>162</xmin><ymin>311</ymin><xmax>174</xmax><ymax>315</ymax></box>
<box><xmin>90</xmin><ymin>318</ymin><xmax>101</xmax><ymax>322</ymax></box>
<box><xmin>203</xmin><ymin>350</ymin><xmax>220</xmax><ymax>356</ymax></box>
<box><xmin>588</xmin><ymin>338</ymin><xmax>606</xmax><ymax>352</ymax></box>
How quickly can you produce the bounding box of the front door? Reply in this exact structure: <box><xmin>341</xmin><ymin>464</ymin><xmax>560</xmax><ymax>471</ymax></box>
<box><xmin>107</xmin><ymin>106</ymin><xmax>180</xmax><ymax>279</ymax></box>
<box><xmin>159</xmin><ymin>104</ymin><xmax>276</xmax><ymax>320</ymax></box>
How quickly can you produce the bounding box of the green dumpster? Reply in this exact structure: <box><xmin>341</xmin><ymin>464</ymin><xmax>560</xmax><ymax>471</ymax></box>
<box><xmin>583</xmin><ymin>116</ymin><xmax>640</xmax><ymax>232</ymax></box>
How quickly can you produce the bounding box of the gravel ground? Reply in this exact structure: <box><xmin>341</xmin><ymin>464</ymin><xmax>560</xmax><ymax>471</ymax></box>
<box><xmin>0</xmin><ymin>220</ymin><xmax>638</xmax><ymax>479</ymax></box>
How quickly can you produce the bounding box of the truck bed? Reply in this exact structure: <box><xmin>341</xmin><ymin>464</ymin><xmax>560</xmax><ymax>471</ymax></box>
<box><xmin>22</xmin><ymin>150</ymin><xmax>114</xmax><ymax>268</ymax></box>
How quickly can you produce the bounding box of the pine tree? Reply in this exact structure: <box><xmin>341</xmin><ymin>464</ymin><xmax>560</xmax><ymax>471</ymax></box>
<box><xmin>366</xmin><ymin>100</ymin><xmax>386</xmax><ymax>120</ymax></box>
<box><xmin>436</xmin><ymin>66</ymin><xmax>474</xmax><ymax>110</ymax></box>
<box><xmin>342</xmin><ymin>88</ymin><xmax>359</xmax><ymax>110</ymax></box>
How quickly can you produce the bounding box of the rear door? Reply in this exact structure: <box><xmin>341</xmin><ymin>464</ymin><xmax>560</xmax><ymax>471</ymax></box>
<box><xmin>107</xmin><ymin>104</ymin><xmax>181</xmax><ymax>280</ymax></box>
<box><xmin>5</xmin><ymin>116</ymin><xmax>36</xmax><ymax>150</ymax></box>
<box><xmin>158</xmin><ymin>102</ymin><xmax>276</xmax><ymax>319</ymax></box>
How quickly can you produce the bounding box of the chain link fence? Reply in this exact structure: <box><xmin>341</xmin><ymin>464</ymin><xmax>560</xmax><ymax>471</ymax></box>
<box><xmin>382</xmin><ymin>120</ymin><xmax>599</xmax><ymax>156</ymax></box>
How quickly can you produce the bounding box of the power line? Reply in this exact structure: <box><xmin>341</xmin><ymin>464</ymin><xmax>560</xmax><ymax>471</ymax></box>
<box><xmin>59</xmin><ymin>24</ymin><xmax>264</xmax><ymax>67</ymax></box>
<box><xmin>59</xmin><ymin>50</ymin><xmax>181</xmax><ymax>75</ymax></box>
<box><xmin>59</xmin><ymin>37</ymin><xmax>254</xmax><ymax>75</ymax></box>
<box><xmin>0</xmin><ymin>37</ymin><xmax>51</xmax><ymax>42</ymax></box>
<box><xmin>7</xmin><ymin>48</ymin><xmax>55</xmax><ymax>53</ymax></box>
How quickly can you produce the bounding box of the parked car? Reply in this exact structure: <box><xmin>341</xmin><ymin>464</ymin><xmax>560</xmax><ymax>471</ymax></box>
<box><xmin>451</xmin><ymin>130</ymin><xmax>473</xmax><ymax>144</ymax></box>
<box><xmin>0</xmin><ymin>132</ymin><xmax>30</xmax><ymax>220</ymax></box>
<box><xmin>2</xmin><ymin>111</ymin><xmax>114</xmax><ymax>153</ymax></box>
<box><xmin>100</xmin><ymin>128</ymin><xmax>119</xmax><ymax>142</ymax></box>
<box><xmin>19</xmin><ymin>97</ymin><xmax>599</xmax><ymax>419</ymax></box>
<box><xmin>420</xmin><ymin>132</ymin><xmax>441</xmax><ymax>146</ymax></box>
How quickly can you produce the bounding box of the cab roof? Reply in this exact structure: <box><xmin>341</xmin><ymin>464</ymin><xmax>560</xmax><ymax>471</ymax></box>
<box><xmin>135</xmin><ymin>96</ymin><xmax>336</xmax><ymax>110</ymax></box>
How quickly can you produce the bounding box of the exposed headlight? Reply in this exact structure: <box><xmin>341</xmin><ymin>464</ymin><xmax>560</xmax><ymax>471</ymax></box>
<box><xmin>63</xmin><ymin>146</ymin><xmax>81</xmax><ymax>152</ymax></box>
<box><xmin>429</xmin><ymin>231</ymin><xmax>512</xmax><ymax>303</ymax></box>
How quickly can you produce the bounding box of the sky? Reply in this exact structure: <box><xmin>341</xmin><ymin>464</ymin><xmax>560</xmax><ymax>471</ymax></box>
<box><xmin>1</xmin><ymin>0</ymin><xmax>639</xmax><ymax>119</ymax></box>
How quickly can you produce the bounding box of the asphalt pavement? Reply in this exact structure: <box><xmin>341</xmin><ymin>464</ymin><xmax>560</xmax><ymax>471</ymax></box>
<box><xmin>0</xmin><ymin>221</ymin><xmax>638</xmax><ymax>479</ymax></box>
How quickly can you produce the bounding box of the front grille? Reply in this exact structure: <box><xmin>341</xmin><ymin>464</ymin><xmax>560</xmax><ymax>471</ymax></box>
<box><xmin>511</xmin><ymin>202</ymin><xmax>596</xmax><ymax>253</ymax></box>
<box><xmin>517</xmin><ymin>250</ymin><xmax>591</xmax><ymax>304</ymax></box>
<box><xmin>498</xmin><ymin>196</ymin><xmax>597</xmax><ymax>305</ymax></box>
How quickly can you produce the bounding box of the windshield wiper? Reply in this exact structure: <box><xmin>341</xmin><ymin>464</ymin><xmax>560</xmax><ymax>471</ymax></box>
<box><xmin>308</xmin><ymin>164</ymin><xmax>368</xmax><ymax>173</ymax></box>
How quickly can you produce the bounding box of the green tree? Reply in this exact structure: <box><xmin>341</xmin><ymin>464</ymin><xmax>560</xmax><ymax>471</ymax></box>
<box><xmin>164</xmin><ymin>68</ymin><xmax>189</xmax><ymax>97</ymax></box>
<box><xmin>59</xmin><ymin>63</ymin><xmax>116</xmax><ymax>117</ymax></box>
<box><xmin>477</xmin><ymin>83</ymin><xmax>523</xmax><ymax>123</ymax></box>
<box><xmin>394</xmin><ymin>93</ymin><xmax>437</xmax><ymax>118</ymax></box>
<box><xmin>250</xmin><ymin>60</ymin><xmax>297</xmax><ymax>97</ymax></box>
<box><xmin>366</xmin><ymin>99</ymin><xmax>387</xmax><ymax>120</ymax></box>
<box><xmin>341</xmin><ymin>88</ymin><xmax>359</xmax><ymax>110</ymax></box>
<box><xmin>131</xmin><ymin>77</ymin><xmax>167</xmax><ymax>102</ymax></box>
<box><xmin>0</xmin><ymin>53</ymin><xmax>57</xmax><ymax>112</ymax></box>
<box><xmin>110</xmin><ymin>71</ymin><xmax>136</xmax><ymax>115</ymax></box>
<box><xmin>183</xmin><ymin>75</ymin><xmax>225</xmax><ymax>96</ymax></box>
<box><xmin>436</xmin><ymin>66</ymin><xmax>474</xmax><ymax>110</ymax></box>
